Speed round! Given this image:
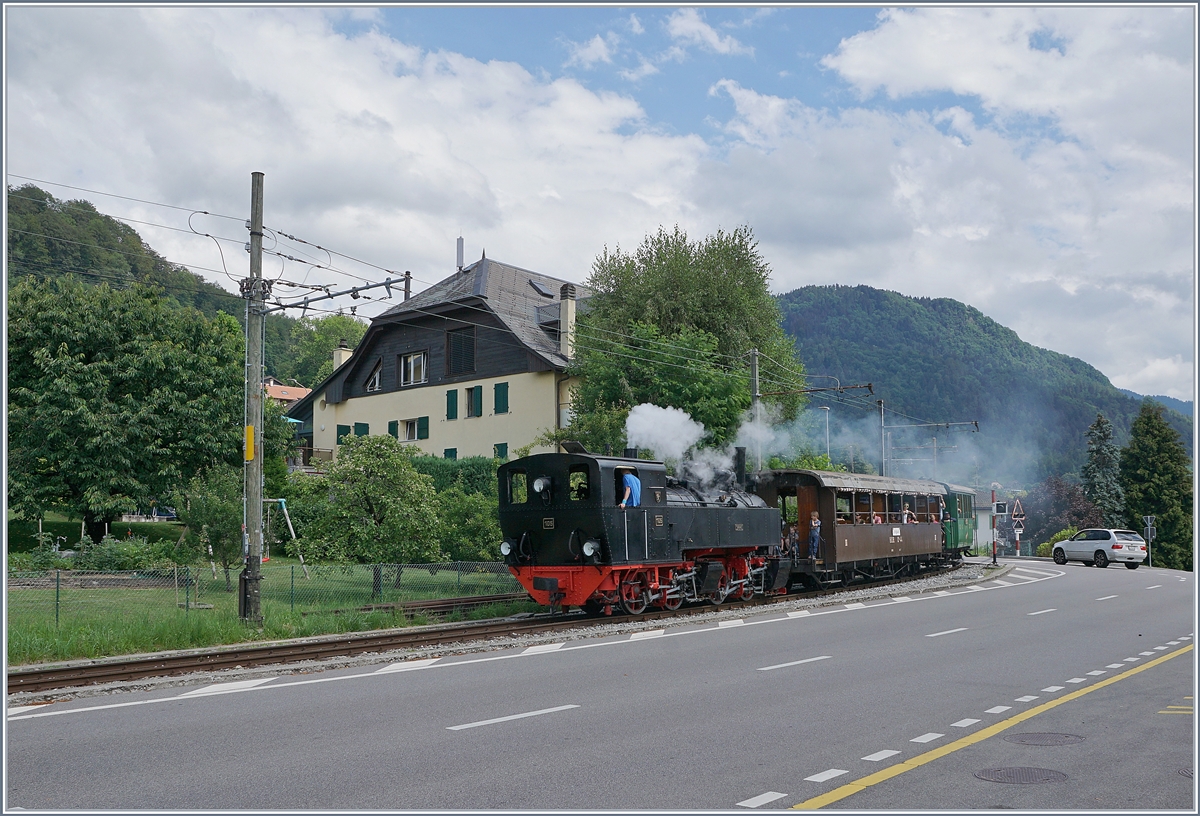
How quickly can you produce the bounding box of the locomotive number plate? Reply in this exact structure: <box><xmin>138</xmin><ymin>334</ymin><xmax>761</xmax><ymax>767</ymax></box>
<box><xmin>543</xmin><ymin>518</ymin><xmax>555</xmax><ymax>529</ymax></box>
<box><xmin>655</xmin><ymin>515</ymin><xmax>664</xmax><ymax>527</ymax></box>
<box><xmin>734</xmin><ymin>523</ymin><xmax>744</xmax><ymax>532</ymax></box>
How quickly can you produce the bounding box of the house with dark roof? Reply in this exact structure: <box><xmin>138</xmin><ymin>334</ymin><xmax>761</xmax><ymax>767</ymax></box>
<box><xmin>286</xmin><ymin>255</ymin><xmax>587</xmax><ymax>463</ymax></box>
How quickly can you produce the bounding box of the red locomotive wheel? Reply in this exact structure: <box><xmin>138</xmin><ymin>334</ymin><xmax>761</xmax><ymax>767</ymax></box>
<box><xmin>619</xmin><ymin>572</ymin><xmax>649</xmax><ymax>615</ymax></box>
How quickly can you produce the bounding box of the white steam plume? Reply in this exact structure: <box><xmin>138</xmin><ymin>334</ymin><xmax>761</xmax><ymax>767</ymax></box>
<box><xmin>625</xmin><ymin>404</ymin><xmax>705</xmax><ymax>462</ymax></box>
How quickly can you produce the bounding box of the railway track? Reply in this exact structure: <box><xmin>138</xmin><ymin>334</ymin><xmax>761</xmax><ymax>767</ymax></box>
<box><xmin>8</xmin><ymin>565</ymin><xmax>964</xmax><ymax>695</ymax></box>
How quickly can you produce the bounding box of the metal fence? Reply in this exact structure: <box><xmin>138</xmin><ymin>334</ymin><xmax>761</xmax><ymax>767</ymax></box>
<box><xmin>6</xmin><ymin>561</ymin><xmax>522</xmax><ymax>628</ymax></box>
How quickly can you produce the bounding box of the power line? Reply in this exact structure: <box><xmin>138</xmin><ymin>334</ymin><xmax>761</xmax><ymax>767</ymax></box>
<box><xmin>6</xmin><ymin>226</ymin><xmax>239</xmax><ymax>281</ymax></box>
<box><xmin>7</xmin><ymin>191</ymin><xmax>244</xmax><ymax>244</ymax></box>
<box><xmin>6</xmin><ymin>174</ymin><xmax>243</xmax><ymax>220</ymax></box>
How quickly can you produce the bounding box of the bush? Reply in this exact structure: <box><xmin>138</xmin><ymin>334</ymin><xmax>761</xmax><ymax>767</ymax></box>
<box><xmin>1036</xmin><ymin>526</ymin><xmax>1078</xmax><ymax>558</ymax></box>
<box><xmin>74</xmin><ymin>535</ymin><xmax>175</xmax><ymax>571</ymax></box>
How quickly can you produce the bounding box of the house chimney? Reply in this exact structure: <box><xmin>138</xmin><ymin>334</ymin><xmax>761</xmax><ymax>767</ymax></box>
<box><xmin>559</xmin><ymin>283</ymin><xmax>577</xmax><ymax>359</ymax></box>
<box><xmin>403</xmin><ymin>270</ymin><xmax>411</xmax><ymax>301</ymax></box>
<box><xmin>333</xmin><ymin>338</ymin><xmax>353</xmax><ymax>369</ymax></box>
<box><xmin>456</xmin><ymin>236</ymin><xmax>464</xmax><ymax>272</ymax></box>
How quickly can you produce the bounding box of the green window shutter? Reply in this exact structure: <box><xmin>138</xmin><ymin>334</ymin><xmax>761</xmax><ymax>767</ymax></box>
<box><xmin>417</xmin><ymin>416</ymin><xmax>429</xmax><ymax>440</ymax></box>
<box><xmin>494</xmin><ymin>382</ymin><xmax>509</xmax><ymax>414</ymax></box>
<box><xmin>472</xmin><ymin>385</ymin><xmax>483</xmax><ymax>417</ymax></box>
<box><xmin>443</xmin><ymin>448</ymin><xmax>457</xmax><ymax>460</ymax></box>
<box><xmin>354</xmin><ymin>422</ymin><xmax>369</xmax><ymax>437</ymax></box>
<box><xmin>387</xmin><ymin>420</ymin><xmax>399</xmax><ymax>439</ymax></box>
<box><xmin>494</xmin><ymin>442</ymin><xmax>508</xmax><ymax>460</ymax></box>
<box><xmin>446</xmin><ymin>389</ymin><xmax>458</xmax><ymax>420</ymax></box>
<box><xmin>336</xmin><ymin>425</ymin><xmax>352</xmax><ymax>444</ymax></box>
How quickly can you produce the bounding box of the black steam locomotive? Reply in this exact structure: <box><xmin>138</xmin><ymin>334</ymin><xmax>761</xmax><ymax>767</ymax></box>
<box><xmin>498</xmin><ymin>446</ymin><xmax>974</xmax><ymax>615</ymax></box>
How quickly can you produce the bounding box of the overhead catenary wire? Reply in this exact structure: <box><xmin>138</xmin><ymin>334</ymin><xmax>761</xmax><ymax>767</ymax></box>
<box><xmin>6</xmin><ymin>173</ymin><xmax>244</xmax><ymax>220</ymax></box>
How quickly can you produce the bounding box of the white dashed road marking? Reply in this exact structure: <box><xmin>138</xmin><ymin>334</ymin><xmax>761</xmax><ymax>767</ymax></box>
<box><xmin>758</xmin><ymin>656</ymin><xmax>832</xmax><ymax>672</ymax></box>
<box><xmin>737</xmin><ymin>791</ymin><xmax>788</xmax><ymax>808</ymax></box>
<box><xmin>719</xmin><ymin>619</ymin><xmax>745</xmax><ymax>628</ymax></box>
<box><xmin>375</xmin><ymin>658</ymin><xmax>439</xmax><ymax>674</ymax></box>
<box><xmin>1140</xmin><ymin>651</ymin><xmax>1156</xmax><ymax>656</ymax></box>
<box><xmin>1153</xmin><ymin>646</ymin><xmax>1168</xmax><ymax>651</ymax></box>
<box><xmin>522</xmin><ymin>643</ymin><xmax>564</xmax><ymax>655</ymax></box>
<box><xmin>178</xmin><ymin>678</ymin><xmax>275</xmax><ymax>697</ymax></box>
<box><xmin>630</xmin><ymin>630</ymin><xmax>664</xmax><ymax>640</ymax></box>
<box><xmin>910</xmin><ymin>732</ymin><xmax>943</xmax><ymax>743</ymax></box>
<box><xmin>1027</xmin><ymin>609</ymin><xmax>1056</xmax><ymax>616</ymax></box>
<box><xmin>787</xmin><ymin>610</ymin><xmax>810</xmax><ymax>618</ymax></box>
<box><xmin>985</xmin><ymin>706</ymin><xmax>1011</xmax><ymax>714</ymax></box>
<box><xmin>991</xmin><ymin>580</ymin><xmax>1012</xmax><ymax>586</ymax></box>
<box><xmin>862</xmin><ymin>750</ymin><xmax>900</xmax><ymax>761</ymax></box>
<box><xmin>1015</xmin><ymin>695</ymin><xmax>1039</xmax><ymax>702</ymax></box>
<box><xmin>1096</xmin><ymin>595</ymin><xmax>1118</xmax><ymax>601</ymax></box>
<box><xmin>926</xmin><ymin>628</ymin><xmax>968</xmax><ymax>638</ymax></box>
<box><xmin>951</xmin><ymin>718</ymin><xmax>980</xmax><ymax>727</ymax></box>
<box><xmin>1066</xmin><ymin>677</ymin><xmax>1087</xmax><ymax>683</ymax></box>
<box><xmin>1146</xmin><ymin>585</ymin><xmax>1162</xmax><ymax>590</ymax></box>
<box><xmin>447</xmin><ymin>704</ymin><xmax>578</xmax><ymax>731</ymax></box>
<box><xmin>1086</xmin><ymin>670</ymin><xmax>1107</xmax><ymax>676</ymax></box>
<box><xmin>845</xmin><ymin>602</ymin><xmax>866</xmax><ymax>609</ymax></box>
<box><xmin>1106</xmin><ymin>664</ymin><xmax>1125</xmax><ymax>669</ymax></box>
<box><xmin>805</xmin><ymin>769</ymin><xmax>848</xmax><ymax>783</ymax></box>
<box><xmin>1042</xmin><ymin>686</ymin><xmax>1065</xmax><ymax>692</ymax></box>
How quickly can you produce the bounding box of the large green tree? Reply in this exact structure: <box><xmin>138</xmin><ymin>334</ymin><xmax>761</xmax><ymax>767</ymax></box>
<box><xmin>7</xmin><ymin>276</ymin><xmax>244</xmax><ymax>541</ymax></box>
<box><xmin>1081</xmin><ymin>413</ymin><xmax>1125</xmax><ymax>528</ymax></box>
<box><xmin>1119</xmin><ymin>403</ymin><xmax>1193</xmax><ymax>571</ymax></box>
<box><xmin>295</xmin><ymin>435</ymin><xmax>446</xmax><ymax>564</ymax></box>
<box><xmin>562</xmin><ymin>225</ymin><xmax>804</xmax><ymax>452</ymax></box>
<box><xmin>284</xmin><ymin>314</ymin><xmax>368</xmax><ymax>387</ymax></box>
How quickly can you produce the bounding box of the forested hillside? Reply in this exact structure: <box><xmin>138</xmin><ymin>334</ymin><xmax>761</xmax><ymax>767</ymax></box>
<box><xmin>777</xmin><ymin>284</ymin><xmax>1192</xmax><ymax>486</ymax></box>
<box><xmin>6</xmin><ymin>184</ymin><xmax>362</xmax><ymax>385</ymax></box>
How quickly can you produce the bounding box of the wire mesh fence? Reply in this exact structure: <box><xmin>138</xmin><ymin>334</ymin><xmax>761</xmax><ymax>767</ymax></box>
<box><xmin>6</xmin><ymin>561</ymin><xmax>523</xmax><ymax>631</ymax></box>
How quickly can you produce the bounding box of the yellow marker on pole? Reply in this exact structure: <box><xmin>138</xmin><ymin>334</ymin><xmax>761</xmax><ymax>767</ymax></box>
<box><xmin>244</xmin><ymin>425</ymin><xmax>255</xmax><ymax>461</ymax></box>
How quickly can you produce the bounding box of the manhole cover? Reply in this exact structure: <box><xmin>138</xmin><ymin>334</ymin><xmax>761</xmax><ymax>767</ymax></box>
<box><xmin>1181</xmin><ymin>769</ymin><xmax>1194</xmax><ymax>779</ymax></box>
<box><xmin>1002</xmin><ymin>733</ymin><xmax>1085</xmax><ymax>746</ymax></box>
<box><xmin>975</xmin><ymin>767</ymin><xmax>1068</xmax><ymax>784</ymax></box>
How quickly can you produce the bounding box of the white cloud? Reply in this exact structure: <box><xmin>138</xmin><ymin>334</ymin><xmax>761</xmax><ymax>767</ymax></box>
<box><xmin>666</xmin><ymin>8</ymin><xmax>753</xmax><ymax>57</ymax></box>
<box><xmin>627</xmin><ymin>13</ymin><xmax>644</xmax><ymax>35</ymax></box>
<box><xmin>564</xmin><ymin>33</ymin><xmax>615</xmax><ymax>69</ymax></box>
<box><xmin>4</xmin><ymin>7</ymin><xmax>1192</xmax><ymax>400</ymax></box>
<box><xmin>619</xmin><ymin>59</ymin><xmax>659</xmax><ymax>82</ymax></box>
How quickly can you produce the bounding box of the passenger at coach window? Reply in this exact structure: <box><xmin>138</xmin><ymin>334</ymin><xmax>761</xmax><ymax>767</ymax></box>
<box><xmin>872</xmin><ymin>511</ymin><xmax>882</xmax><ymax>524</ymax></box>
<box><xmin>808</xmin><ymin>511</ymin><xmax>821</xmax><ymax>559</ymax></box>
<box><xmin>902</xmin><ymin>503</ymin><xmax>916</xmax><ymax>524</ymax></box>
<box><xmin>618</xmin><ymin>469</ymin><xmax>641</xmax><ymax>509</ymax></box>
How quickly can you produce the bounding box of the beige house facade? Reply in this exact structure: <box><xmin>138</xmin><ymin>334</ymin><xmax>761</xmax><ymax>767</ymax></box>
<box><xmin>288</xmin><ymin>256</ymin><xmax>586</xmax><ymax>464</ymax></box>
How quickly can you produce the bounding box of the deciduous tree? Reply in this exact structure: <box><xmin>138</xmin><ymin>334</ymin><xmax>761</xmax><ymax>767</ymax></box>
<box><xmin>1022</xmin><ymin>476</ymin><xmax>1104</xmax><ymax>546</ymax></box>
<box><xmin>7</xmin><ymin>276</ymin><xmax>244</xmax><ymax>541</ymax></box>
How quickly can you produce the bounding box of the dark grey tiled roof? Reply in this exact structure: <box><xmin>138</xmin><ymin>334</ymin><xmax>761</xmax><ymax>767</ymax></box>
<box><xmin>379</xmin><ymin>257</ymin><xmax>589</xmax><ymax>368</ymax></box>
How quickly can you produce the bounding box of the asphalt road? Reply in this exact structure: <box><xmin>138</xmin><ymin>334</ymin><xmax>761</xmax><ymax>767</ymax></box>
<box><xmin>6</xmin><ymin>559</ymin><xmax>1195</xmax><ymax>810</ymax></box>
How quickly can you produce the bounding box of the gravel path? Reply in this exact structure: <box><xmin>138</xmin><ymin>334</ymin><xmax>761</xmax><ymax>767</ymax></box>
<box><xmin>8</xmin><ymin>560</ymin><xmax>1012</xmax><ymax>705</ymax></box>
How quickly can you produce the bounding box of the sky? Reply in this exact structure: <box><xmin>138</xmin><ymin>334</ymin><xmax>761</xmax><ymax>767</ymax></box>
<box><xmin>4</xmin><ymin>5</ymin><xmax>1196</xmax><ymax>401</ymax></box>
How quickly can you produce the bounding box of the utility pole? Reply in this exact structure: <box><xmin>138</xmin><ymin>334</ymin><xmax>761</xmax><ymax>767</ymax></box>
<box><xmin>240</xmin><ymin>171</ymin><xmax>265</xmax><ymax>625</ymax></box>
<box><xmin>750</xmin><ymin>349</ymin><xmax>761</xmax><ymax>471</ymax></box>
<box><xmin>820</xmin><ymin>406</ymin><xmax>830</xmax><ymax>462</ymax></box>
<box><xmin>877</xmin><ymin>400</ymin><xmax>885</xmax><ymax>476</ymax></box>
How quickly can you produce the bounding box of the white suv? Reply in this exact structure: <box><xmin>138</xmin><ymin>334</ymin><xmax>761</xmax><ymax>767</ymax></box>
<box><xmin>1052</xmin><ymin>529</ymin><xmax>1147</xmax><ymax>569</ymax></box>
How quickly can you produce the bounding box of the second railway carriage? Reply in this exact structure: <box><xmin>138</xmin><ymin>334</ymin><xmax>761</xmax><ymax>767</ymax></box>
<box><xmin>751</xmin><ymin>469</ymin><xmax>976</xmax><ymax>588</ymax></box>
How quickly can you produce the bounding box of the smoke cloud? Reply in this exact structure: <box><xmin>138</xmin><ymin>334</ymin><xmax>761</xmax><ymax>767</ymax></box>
<box><xmin>625</xmin><ymin>404</ymin><xmax>705</xmax><ymax>463</ymax></box>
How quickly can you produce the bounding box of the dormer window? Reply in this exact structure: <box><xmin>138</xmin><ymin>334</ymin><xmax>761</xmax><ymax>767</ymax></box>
<box><xmin>400</xmin><ymin>351</ymin><xmax>427</xmax><ymax>386</ymax></box>
<box><xmin>365</xmin><ymin>360</ymin><xmax>382</xmax><ymax>393</ymax></box>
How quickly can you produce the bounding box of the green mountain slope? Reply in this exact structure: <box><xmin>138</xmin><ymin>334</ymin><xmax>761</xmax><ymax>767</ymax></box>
<box><xmin>7</xmin><ymin>184</ymin><xmax>305</xmax><ymax>381</ymax></box>
<box><xmin>777</xmin><ymin>284</ymin><xmax>1192</xmax><ymax>486</ymax></box>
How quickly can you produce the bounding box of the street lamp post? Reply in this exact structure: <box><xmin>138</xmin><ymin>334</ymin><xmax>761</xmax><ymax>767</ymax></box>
<box><xmin>819</xmin><ymin>406</ymin><xmax>830</xmax><ymax>462</ymax></box>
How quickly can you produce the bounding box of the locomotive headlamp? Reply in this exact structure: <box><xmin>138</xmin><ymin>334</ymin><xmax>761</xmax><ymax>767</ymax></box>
<box><xmin>582</xmin><ymin>539</ymin><xmax>600</xmax><ymax>558</ymax></box>
<box><xmin>532</xmin><ymin>476</ymin><xmax>551</xmax><ymax>495</ymax></box>
<box><xmin>500</xmin><ymin>541</ymin><xmax>513</xmax><ymax>556</ymax></box>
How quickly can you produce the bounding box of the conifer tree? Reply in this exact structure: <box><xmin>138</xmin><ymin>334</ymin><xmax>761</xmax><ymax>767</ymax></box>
<box><xmin>1119</xmin><ymin>403</ymin><xmax>1193</xmax><ymax>571</ymax></box>
<box><xmin>1081</xmin><ymin>413</ymin><xmax>1125</xmax><ymax>528</ymax></box>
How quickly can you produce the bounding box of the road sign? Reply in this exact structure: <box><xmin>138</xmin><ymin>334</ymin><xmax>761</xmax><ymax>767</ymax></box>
<box><xmin>1010</xmin><ymin>498</ymin><xmax>1025</xmax><ymax>520</ymax></box>
<box><xmin>994</xmin><ymin>501</ymin><xmax>1008</xmax><ymax>515</ymax></box>
<box><xmin>1143</xmin><ymin>515</ymin><xmax>1155</xmax><ymax>527</ymax></box>
<box><xmin>1012</xmin><ymin>519</ymin><xmax>1024</xmax><ymax>532</ymax></box>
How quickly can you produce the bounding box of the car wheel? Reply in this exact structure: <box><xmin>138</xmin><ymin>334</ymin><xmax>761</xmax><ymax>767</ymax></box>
<box><xmin>1125</xmin><ymin>562</ymin><xmax>1140</xmax><ymax>570</ymax></box>
<box><xmin>1053</xmin><ymin>548</ymin><xmax>1067</xmax><ymax>565</ymax></box>
<box><xmin>1094</xmin><ymin>550</ymin><xmax>1109</xmax><ymax>568</ymax></box>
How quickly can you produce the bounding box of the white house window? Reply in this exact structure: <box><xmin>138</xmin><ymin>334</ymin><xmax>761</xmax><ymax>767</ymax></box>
<box><xmin>401</xmin><ymin>352</ymin><xmax>427</xmax><ymax>386</ymax></box>
<box><xmin>365</xmin><ymin>360</ymin><xmax>382</xmax><ymax>393</ymax></box>
<box><xmin>404</xmin><ymin>419</ymin><xmax>418</xmax><ymax>441</ymax></box>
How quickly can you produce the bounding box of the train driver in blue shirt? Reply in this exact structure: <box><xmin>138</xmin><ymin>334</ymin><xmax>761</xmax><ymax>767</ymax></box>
<box><xmin>618</xmin><ymin>468</ymin><xmax>641</xmax><ymax>509</ymax></box>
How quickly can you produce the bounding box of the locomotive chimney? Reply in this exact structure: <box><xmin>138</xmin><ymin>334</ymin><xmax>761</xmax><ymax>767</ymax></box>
<box><xmin>734</xmin><ymin>446</ymin><xmax>747</xmax><ymax>488</ymax></box>
<box><xmin>623</xmin><ymin>447</ymin><xmax>639</xmax><ymax>460</ymax></box>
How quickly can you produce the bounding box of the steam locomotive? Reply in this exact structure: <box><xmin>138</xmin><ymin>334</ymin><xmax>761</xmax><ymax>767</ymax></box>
<box><xmin>497</xmin><ymin>445</ymin><xmax>976</xmax><ymax>615</ymax></box>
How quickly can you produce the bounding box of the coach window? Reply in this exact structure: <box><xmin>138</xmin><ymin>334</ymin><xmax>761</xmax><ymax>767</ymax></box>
<box><xmin>887</xmin><ymin>493</ymin><xmax>902</xmax><ymax>523</ymax></box>
<box><xmin>855</xmin><ymin>492</ymin><xmax>872</xmax><ymax>524</ymax></box>
<box><xmin>836</xmin><ymin>492</ymin><xmax>853</xmax><ymax>524</ymax></box>
<box><xmin>509</xmin><ymin>470</ymin><xmax>528</xmax><ymax>504</ymax></box>
<box><xmin>569</xmin><ymin>465</ymin><xmax>591</xmax><ymax>502</ymax></box>
<box><xmin>914</xmin><ymin>495</ymin><xmax>928</xmax><ymax>522</ymax></box>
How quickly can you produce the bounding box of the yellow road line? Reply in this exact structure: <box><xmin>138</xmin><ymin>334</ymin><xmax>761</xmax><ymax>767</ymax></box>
<box><xmin>792</xmin><ymin>644</ymin><xmax>1193</xmax><ymax>810</ymax></box>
